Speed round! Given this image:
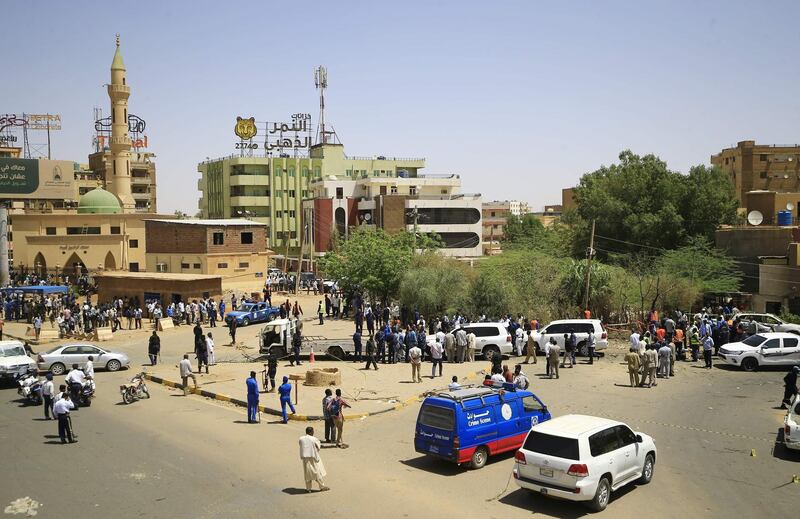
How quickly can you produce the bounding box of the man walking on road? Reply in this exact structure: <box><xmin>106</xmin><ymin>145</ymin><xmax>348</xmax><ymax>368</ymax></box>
<box><xmin>180</xmin><ymin>354</ymin><xmax>198</xmax><ymax>396</ymax></box>
<box><xmin>299</xmin><ymin>426</ymin><xmax>330</xmax><ymax>493</ymax></box>
<box><xmin>148</xmin><ymin>331</ymin><xmax>160</xmax><ymax>366</ymax></box>
<box><xmin>364</xmin><ymin>334</ymin><xmax>378</xmax><ymax>370</ymax></box>
<box><xmin>409</xmin><ymin>342</ymin><xmax>422</xmax><ymax>383</ymax></box>
<box><xmin>42</xmin><ymin>373</ymin><xmax>54</xmax><ymax>420</ymax></box>
<box><xmin>547</xmin><ymin>338</ymin><xmax>560</xmax><ymax>379</ymax></box>
<box><xmin>327</xmin><ymin>389</ymin><xmax>351</xmax><ymax>447</ymax></box>
<box><xmin>322</xmin><ymin>389</ymin><xmax>336</xmax><ymax>443</ymax></box>
<box><xmin>290</xmin><ymin>330</ymin><xmax>303</xmax><ymax>366</ymax></box>
<box><xmin>229</xmin><ymin>318</ymin><xmax>237</xmax><ymax>345</ymax></box>
<box><xmin>246</xmin><ymin>371</ymin><xmax>259</xmax><ymax>423</ymax></box>
<box><xmin>625</xmin><ymin>347</ymin><xmax>641</xmax><ymax>387</ymax></box>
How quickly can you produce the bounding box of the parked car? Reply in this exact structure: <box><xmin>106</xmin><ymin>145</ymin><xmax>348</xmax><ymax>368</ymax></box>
<box><xmin>735</xmin><ymin>313</ymin><xmax>800</xmax><ymax>335</ymax></box>
<box><xmin>530</xmin><ymin>319</ymin><xmax>609</xmax><ymax>356</ymax></box>
<box><xmin>0</xmin><ymin>341</ymin><xmax>37</xmax><ymax>382</ymax></box>
<box><xmin>451</xmin><ymin>323</ymin><xmax>514</xmax><ymax>360</ymax></box>
<box><xmin>224</xmin><ymin>302</ymin><xmax>280</xmax><ymax>327</ymax></box>
<box><xmin>38</xmin><ymin>343</ymin><xmax>130</xmax><ymax>375</ymax></box>
<box><xmin>784</xmin><ymin>394</ymin><xmax>800</xmax><ymax>451</ymax></box>
<box><xmin>718</xmin><ymin>332</ymin><xmax>800</xmax><ymax>371</ymax></box>
<box><xmin>513</xmin><ymin>414</ymin><xmax>657</xmax><ymax>512</ymax></box>
<box><xmin>415</xmin><ymin>384</ymin><xmax>551</xmax><ymax>469</ymax></box>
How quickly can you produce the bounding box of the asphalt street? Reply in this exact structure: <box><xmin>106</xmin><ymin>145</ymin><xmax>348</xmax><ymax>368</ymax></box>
<box><xmin>1</xmin><ymin>322</ymin><xmax>798</xmax><ymax>518</ymax></box>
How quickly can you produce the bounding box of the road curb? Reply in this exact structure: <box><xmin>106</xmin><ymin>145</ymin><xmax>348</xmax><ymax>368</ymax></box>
<box><xmin>143</xmin><ymin>367</ymin><xmax>486</xmax><ymax>422</ymax></box>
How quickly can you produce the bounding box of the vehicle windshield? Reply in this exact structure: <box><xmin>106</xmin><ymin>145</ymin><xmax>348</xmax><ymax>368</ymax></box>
<box><xmin>522</xmin><ymin>431</ymin><xmax>580</xmax><ymax>460</ymax></box>
<box><xmin>741</xmin><ymin>335</ymin><xmax>766</xmax><ymax>347</ymax></box>
<box><xmin>236</xmin><ymin>304</ymin><xmax>255</xmax><ymax>312</ymax></box>
<box><xmin>0</xmin><ymin>346</ymin><xmax>27</xmax><ymax>357</ymax></box>
<box><xmin>418</xmin><ymin>404</ymin><xmax>455</xmax><ymax>431</ymax></box>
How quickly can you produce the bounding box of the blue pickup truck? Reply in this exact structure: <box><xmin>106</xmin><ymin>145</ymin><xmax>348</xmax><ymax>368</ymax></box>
<box><xmin>224</xmin><ymin>302</ymin><xmax>280</xmax><ymax>327</ymax></box>
<box><xmin>415</xmin><ymin>384</ymin><xmax>551</xmax><ymax>469</ymax></box>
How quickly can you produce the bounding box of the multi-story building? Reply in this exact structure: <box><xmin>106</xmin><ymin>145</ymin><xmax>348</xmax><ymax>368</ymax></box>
<box><xmin>304</xmin><ymin>172</ymin><xmax>482</xmax><ymax>257</ymax></box>
<box><xmin>88</xmin><ymin>150</ymin><xmax>157</xmax><ymax>212</ymax></box>
<box><xmin>197</xmin><ymin>143</ymin><xmax>424</xmax><ymax>250</ymax></box>
<box><xmin>711</xmin><ymin>140</ymin><xmax>800</xmax><ymax>203</ymax></box>
<box><xmin>481</xmin><ymin>201</ymin><xmax>511</xmax><ymax>254</ymax></box>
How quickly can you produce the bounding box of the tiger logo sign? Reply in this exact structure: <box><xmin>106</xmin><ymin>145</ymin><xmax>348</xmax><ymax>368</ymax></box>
<box><xmin>234</xmin><ymin>116</ymin><xmax>257</xmax><ymax>140</ymax></box>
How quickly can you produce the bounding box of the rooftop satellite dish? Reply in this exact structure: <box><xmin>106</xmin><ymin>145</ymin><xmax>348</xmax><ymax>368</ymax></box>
<box><xmin>785</xmin><ymin>174</ymin><xmax>790</xmax><ymax>179</ymax></box>
<box><xmin>364</xmin><ymin>213</ymin><xmax>372</xmax><ymax>222</ymax></box>
<box><xmin>747</xmin><ymin>210</ymin><xmax>764</xmax><ymax>226</ymax></box>
<box><xmin>788</xmin><ymin>202</ymin><xmax>795</xmax><ymax>211</ymax></box>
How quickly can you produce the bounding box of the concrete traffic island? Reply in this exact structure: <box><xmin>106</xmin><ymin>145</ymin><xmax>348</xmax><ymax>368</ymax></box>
<box><xmin>142</xmin><ymin>360</ymin><xmax>487</xmax><ymax>421</ymax></box>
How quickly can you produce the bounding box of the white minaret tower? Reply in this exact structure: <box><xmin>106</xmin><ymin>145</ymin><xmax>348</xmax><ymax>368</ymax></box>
<box><xmin>108</xmin><ymin>34</ymin><xmax>135</xmax><ymax>212</ymax></box>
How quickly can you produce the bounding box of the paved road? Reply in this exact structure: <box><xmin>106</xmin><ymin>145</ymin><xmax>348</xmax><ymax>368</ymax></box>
<box><xmin>2</xmin><ymin>333</ymin><xmax>798</xmax><ymax>518</ymax></box>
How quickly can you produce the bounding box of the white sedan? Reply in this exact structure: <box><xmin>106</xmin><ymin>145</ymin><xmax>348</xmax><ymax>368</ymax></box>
<box><xmin>37</xmin><ymin>343</ymin><xmax>130</xmax><ymax>375</ymax></box>
<box><xmin>717</xmin><ymin>332</ymin><xmax>800</xmax><ymax>371</ymax></box>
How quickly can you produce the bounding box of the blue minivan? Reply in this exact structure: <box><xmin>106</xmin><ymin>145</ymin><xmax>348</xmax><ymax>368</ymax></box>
<box><xmin>415</xmin><ymin>384</ymin><xmax>551</xmax><ymax>469</ymax></box>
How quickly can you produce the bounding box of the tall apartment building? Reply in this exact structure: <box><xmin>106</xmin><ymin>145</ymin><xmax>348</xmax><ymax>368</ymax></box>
<box><xmin>480</xmin><ymin>200</ymin><xmax>529</xmax><ymax>254</ymax></box>
<box><xmin>711</xmin><ymin>140</ymin><xmax>800</xmax><ymax>203</ymax></box>
<box><xmin>197</xmin><ymin>143</ymin><xmax>425</xmax><ymax>249</ymax></box>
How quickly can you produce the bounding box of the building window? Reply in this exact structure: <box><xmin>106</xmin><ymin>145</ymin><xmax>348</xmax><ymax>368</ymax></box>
<box><xmin>66</xmin><ymin>227</ymin><xmax>101</xmax><ymax>235</ymax></box>
<box><xmin>760</xmin><ymin>172</ymin><xmax>768</xmax><ymax>179</ymax></box>
<box><xmin>241</xmin><ymin>231</ymin><xmax>253</xmax><ymax>244</ymax></box>
<box><xmin>373</xmin><ymin>170</ymin><xmax>379</xmax><ymax>177</ymax></box>
<box><xmin>45</xmin><ymin>227</ymin><xmax>56</xmax><ymax>236</ymax></box>
<box><xmin>289</xmin><ymin>210</ymin><xmax>296</xmax><ymax>218</ymax></box>
<box><xmin>441</xmin><ymin>189</ymin><xmax>448</xmax><ymax>194</ymax></box>
<box><xmin>193</xmin><ymin>263</ymin><xmax>201</xmax><ymax>269</ymax></box>
<box><xmin>314</xmin><ymin>167</ymin><xmax>321</xmax><ymax>178</ymax></box>
<box><xmin>274</xmin><ymin>168</ymin><xmax>282</xmax><ymax>177</ymax></box>
<box><xmin>217</xmin><ymin>262</ymin><xmax>228</xmax><ymax>268</ymax></box>
<box><xmin>390</xmin><ymin>186</ymin><xmax>398</xmax><ymax>195</ymax></box>
<box><xmin>274</xmin><ymin>190</ymin><xmax>282</xmax><ymax>197</ymax></box>
<box><xmin>129</xmin><ymin>239</ymin><xmax>139</xmax><ymax>248</ymax></box>
<box><xmin>289</xmin><ymin>190</ymin><xmax>296</xmax><ymax>198</ymax></box>
<box><xmin>760</xmin><ymin>154</ymin><xmax>767</xmax><ymax>161</ymax></box>
<box><xmin>238</xmin><ymin>262</ymin><xmax>249</xmax><ymax>268</ymax></box>
<box><xmin>491</xmin><ymin>211</ymin><xmax>496</xmax><ymax>217</ymax></box>
<box><xmin>156</xmin><ymin>263</ymin><xmax>168</xmax><ymax>273</ymax></box>
<box><xmin>410</xmin><ymin>186</ymin><xmax>418</xmax><ymax>195</ymax></box>
<box><xmin>302</xmin><ymin>167</ymin><xmax>308</xmax><ymax>177</ymax></box>
<box><xmin>128</xmin><ymin>262</ymin><xmax>139</xmax><ymax>272</ymax></box>
<box><xmin>290</xmin><ymin>231</ymin><xmax>297</xmax><ymax>239</ymax></box>
<box><xmin>289</xmin><ymin>167</ymin><xmax>295</xmax><ymax>177</ymax></box>
<box><xmin>380</xmin><ymin>186</ymin><xmax>387</xmax><ymax>195</ymax></box>
<box><xmin>725</xmin><ymin>158</ymin><xmax>729</xmax><ymax>165</ymax></box>
<box><xmin>180</xmin><ymin>262</ymin><xmax>190</xmax><ymax>269</ymax></box>
<box><xmin>213</xmin><ymin>232</ymin><xmax>224</xmax><ymax>245</ymax></box>
<box><xmin>110</xmin><ymin>226</ymin><xmax>121</xmax><ymax>235</ymax></box>
<box><xmin>346</xmin><ymin>169</ymin><xmax>352</xmax><ymax>177</ymax></box>
<box><xmin>336</xmin><ymin>187</ymin><xmax>343</xmax><ymax>200</ymax></box>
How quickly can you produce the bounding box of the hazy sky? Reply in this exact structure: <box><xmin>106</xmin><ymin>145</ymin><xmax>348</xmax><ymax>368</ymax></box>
<box><xmin>5</xmin><ymin>1</ymin><xmax>800</xmax><ymax>213</ymax></box>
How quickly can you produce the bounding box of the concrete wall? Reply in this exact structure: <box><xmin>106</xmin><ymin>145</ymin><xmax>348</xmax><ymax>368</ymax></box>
<box><xmin>145</xmin><ymin>221</ymin><xmax>268</xmax><ymax>255</ymax></box>
<box><xmin>96</xmin><ymin>276</ymin><xmax>222</xmax><ymax>305</ymax></box>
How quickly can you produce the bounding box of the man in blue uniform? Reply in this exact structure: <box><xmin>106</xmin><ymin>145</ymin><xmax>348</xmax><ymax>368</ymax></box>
<box><xmin>246</xmin><ymin>371</ymin><xmax>259</xmax><ymax>423</ymax></box>
<box><xmin>279</xmin><ymin>376</ymin><xmax>296</xmax><ymax>423</ymax></box>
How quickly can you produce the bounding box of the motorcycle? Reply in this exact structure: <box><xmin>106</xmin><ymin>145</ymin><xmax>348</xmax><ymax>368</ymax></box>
<box><xmin>16</xmin><ymin>373</ymin><xmax>42</xmax><ymax>405</ymax></box>
<box><xmin>120</xmin><ymin>372</ymin><xmax>149</xmax><ymax>404</ymax></box>
<box><xmin>73</xmin><ymin>378</ymin><xmax>95</xmax><ymax>407</ymax></box>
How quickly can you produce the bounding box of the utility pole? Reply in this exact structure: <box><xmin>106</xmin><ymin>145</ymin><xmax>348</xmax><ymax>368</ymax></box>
<box><xmin>582</xmin><ymin>219</ymin><xmax>596</xmax><ymax>312</ymax></box>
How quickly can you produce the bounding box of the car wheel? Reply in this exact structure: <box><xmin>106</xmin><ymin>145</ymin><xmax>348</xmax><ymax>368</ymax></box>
<box><xmin>242</xmin><ymin>318</ymin><xmax>250</xmax><ymax>327</ymax></box>
<box><xmin>106</xmin><ymin>359</ymin><xmax>122</xmax><ymax>372</ymax></box>
<box><xmin>469</xmin><ymin>446</ymin><xmax>488</xmax><ymax>469</ymax></box>
<box><xmin>638</xmin><ymin>454</ymin><xmax>655</xmax><ymax>484</ymax></box>
<box><xmin>578</xmin><ymin>342</ymin><xmax>588</xmax><ymax>357</ymax></box>
<box><xmin>483</xmin><ymin>345</ymin><xmax>501</xmax><ymax>361</ymax></box>
<box><xmin>50</xmin><ymin>362</ymin><xmax>66</xmax><ymax>376</ymax></box>
<box><xmin>741</xmin><ymin>357</ymin><xmax>758</xmax><ymax>372</ymax></box>
<box><xmin>328</xmin><ymin>346</ymin><xmax>345</xmax><ymax>360</ymax></box>
<box><xmin>588</xmin><ymin>477</ymin><xmax>611</xmax><ymax>512</ymax></box>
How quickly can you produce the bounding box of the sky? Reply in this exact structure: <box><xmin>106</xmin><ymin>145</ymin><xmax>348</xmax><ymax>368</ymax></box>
<box><xmin>4</xmin><ymin>0</ymin><xmax>800</xmax><ymax>214</ymax></box>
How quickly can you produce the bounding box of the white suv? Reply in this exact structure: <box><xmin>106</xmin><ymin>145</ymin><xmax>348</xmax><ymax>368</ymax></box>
<box><xmin>718</xmin><ymin>332</ymin><xmax>800</xmax><ymax>371</ymax></box>
<box><xmin>736</xmin><ymin>313</ymin><xmax>800</xmax><ymax>335</ymax></box>
<box><xmin>531</xmin><ymin>320</ymin><xmax>609</xmax><ymax>356</ymax></box>
<box><xmin>427</xmin><ymin>323</ymin><xmax>513</xmax><ymax>360</ymax></box>
<box><xmin>513</xmin><ymin>414</ymin><xmax>657</xmax><ymax>512</ymax></box>
<box><xmin>0</xmin><ymin>341</ymin><xmax>37</xmax><ymax>381</ymax></box>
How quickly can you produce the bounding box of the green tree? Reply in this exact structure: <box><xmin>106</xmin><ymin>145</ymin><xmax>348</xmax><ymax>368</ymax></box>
<box><xmin>502</xmin><ymin>214</ymin><xmax>572</xmax><ymax>256</ymax></box>
<box><xmin>317</xmin><ymin>228</ymin><xmax>434</xmax><ymax>305</ymax></box>
<box><xmin>680</xmin><ymin>165</ymin><xmax>739</xmax><ymax>241</ymax></box>
<box><xmin>658</xmin><ymin>237</ymin><xmax>741</xmax><ymax>294</ymax></box>
<box><xmin>399</xmin><ymin>253</ymin><xmax>475</xmax><ymax>318</ymax></box>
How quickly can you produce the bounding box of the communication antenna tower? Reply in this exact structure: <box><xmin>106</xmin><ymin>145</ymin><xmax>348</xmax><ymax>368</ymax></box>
<box><xmin>314</xmin><ymin>65</ymin><xmax>328</xmax><ymax>144</ymax></box>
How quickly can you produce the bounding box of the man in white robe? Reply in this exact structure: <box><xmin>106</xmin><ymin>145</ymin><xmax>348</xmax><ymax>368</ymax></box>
<box><xmin>299</xmin><ymin>427</ymin><xmax>330</xmax><ymax>492</ymax></box>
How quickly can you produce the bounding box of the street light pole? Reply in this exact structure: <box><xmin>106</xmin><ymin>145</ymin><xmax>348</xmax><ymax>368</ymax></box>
<box><xmin>582</xmin><ymin>219</ymin><xmax>596</xmax><ymax>312</ymax></box>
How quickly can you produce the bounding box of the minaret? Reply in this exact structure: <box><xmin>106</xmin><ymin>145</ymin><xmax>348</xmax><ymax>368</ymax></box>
<box><xmin>107</xmin><ymin>34</ymin><xmax>135</xmax><ymax>212</ymax></box>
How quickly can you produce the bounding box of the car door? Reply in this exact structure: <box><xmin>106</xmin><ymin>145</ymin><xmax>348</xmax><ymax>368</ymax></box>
<box><xmin>520</xmin><ymin>395</ymin><xmax>547</xmax><ymax>432</ymax></box>
<box><xmin>256</xmin><ymin>303</ymin><xmax>266</xmax><ymax>322</ymax></box>
<box><xmin>588</xmin><ymin>427</ymin><xmax>623</xmax><ymax>482</ymax></box>
<box><xmin>780</xmin><ymin>337</ymin><xmax>800</xmax><ymax>365</ymax></box>
<box><xmin>759</xmin><ymin>337</ymin><xmax>782</xmax><ymax>365</ymax></box>
<box><xmin>57</xmin><ymin>345</ymin><xmax>84</xmax><ymax>368</ymax></box>
<box><xmin>80</xmin><ymin>346</ymin><xmax>104</xmax><ymax>367</ymax></box>
<box><xmin>612</xmin><ymin>425</ymin><xmax>640</xmax><ymax>482</ymax></box>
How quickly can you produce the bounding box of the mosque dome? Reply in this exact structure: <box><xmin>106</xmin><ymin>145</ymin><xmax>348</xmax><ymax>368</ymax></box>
<box><xmin>77</xmin><ymin>188</ymin><xmax>122</xmax><ymax>214</ymax></box>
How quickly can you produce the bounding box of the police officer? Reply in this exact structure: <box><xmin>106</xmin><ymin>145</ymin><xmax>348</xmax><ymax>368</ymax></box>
<box><xmin>291</xmin><ymin>330</ymin><xmax>303</xmax><ymax>366</ymax></box>
<box><xmin>54</xmin><ymin>393</ymin><xmax>77</xmax><ymax>443</ymax></box>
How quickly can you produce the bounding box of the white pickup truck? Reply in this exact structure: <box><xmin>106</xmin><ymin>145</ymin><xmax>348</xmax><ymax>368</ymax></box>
<box><xmin>718</xmin><ymin>332</ymin><xmax>800</xmax><ymax>371</ymax></box>
<box><xmin>0</xmin><ymin>341</ymin><xmax>37</xmax><ymax>382</ymax></box>
<box><xmin>258</xmin><ymin>319</ymin><xmax>354</xmax><ymax>360</ymax></box>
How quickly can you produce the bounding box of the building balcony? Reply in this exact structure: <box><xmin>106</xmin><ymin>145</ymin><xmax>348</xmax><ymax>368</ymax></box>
<box><xmin>132</xmin><ymin>192</ymin><xmax>151</xmax><ymax>199</ymax></box>
<box><xmin>230</xmin><ymin>196</ymin><xmax>270</xmax><ymax>206</ymax></box>
<box><xmin>131</xmin><ymin>175</ymin><xmax>152</xmax><ymax>184</ymax></box>
<box><xmin>107</xmin><ymin>84</ymin><xmax>131</xmax><ymax>96</ymax></box>
<box><xmin>229</xmin><ymin>175</ymin><xmax>270</xmax><ymax>186</ymax></box>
